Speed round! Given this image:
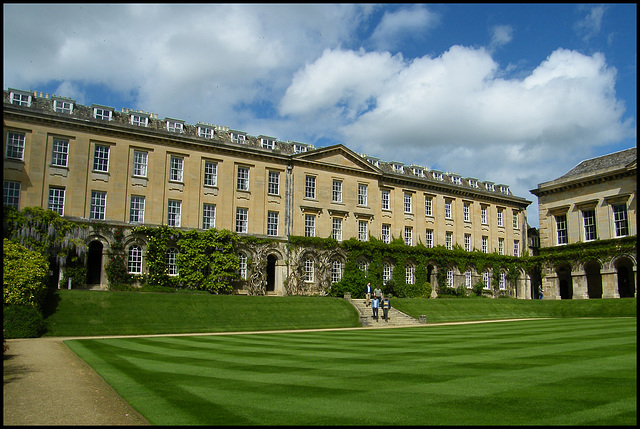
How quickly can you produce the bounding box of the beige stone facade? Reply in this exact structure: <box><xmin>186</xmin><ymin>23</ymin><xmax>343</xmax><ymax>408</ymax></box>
<box><xmin>531</xmin><ymin>148</ymin><xmax>637</xmax><ymax>299</ymax></box>
<box><xmin>4</xmin><ymin>88</ymin><xmax>532</xmax><ymax>296</ymax></box>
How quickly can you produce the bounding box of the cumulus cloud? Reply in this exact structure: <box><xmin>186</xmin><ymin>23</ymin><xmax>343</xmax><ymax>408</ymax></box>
<box><xmin>369</xmin><ymin>5</ymin><xmax>440</xmax><ymax>51</ymax></box>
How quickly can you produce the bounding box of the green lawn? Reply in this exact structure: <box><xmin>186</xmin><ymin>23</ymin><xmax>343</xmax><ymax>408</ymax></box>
<box><xmin>65</xmin><ymin>318</ymin><xmax>636</xmax><ymax>425</ymax></box>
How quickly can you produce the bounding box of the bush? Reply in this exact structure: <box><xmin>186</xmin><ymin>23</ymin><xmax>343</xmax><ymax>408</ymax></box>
<box><xmin>3</xmin><ymin>305</ymin><xmax>46</xmax><ymax>338</ymax></box>
<box><xmin>472</xmin><ymin>281</ymin><xmax>486</xmax><ymax>297</ymax></box>
<box><xmin>59</xmin><ymin>255</ymin><xmax>87</xmax><ymax>289</ymax></box>
<box><xmin>456</xmin><ymin>285</ymin><xmax>468</xmax><ymax>297</ymax></box>
<box><xmin>3</xmin><ymin>239</ymin><xmax>49</xmax><ymax>310</ymax></box>
<box><xmin>421</xmin><ymin>282</ymin><xmax>432</xmax><ymax>298</ymax></box>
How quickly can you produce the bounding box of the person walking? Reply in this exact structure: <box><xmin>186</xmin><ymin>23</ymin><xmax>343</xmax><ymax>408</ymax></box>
<box><xmin>373</xmin><ymin>285</ymin><xmax>383</xmax><ymax>303</ymax></box>
<box><xmin>371</xmin><ymin>296</ymin><xmax>379</xmax><ymax>321</ymax></box>
<box><xmin>381</xmin><ymin>297</ymin><xmax>391</xmax><ymax>322</ymax></box>
<box><xmin>365</xmin><ymin>282</ymin><xmax>371</xmax><ymax>307</ymax></box>
<box><xmin>538</xmin><ymin>285</ymin><xmax>544</xmax><ymax>299</ymax></box>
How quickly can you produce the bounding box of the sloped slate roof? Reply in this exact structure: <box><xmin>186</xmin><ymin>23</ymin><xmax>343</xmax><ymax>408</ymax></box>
<box><xmin>558</xmin><ymin>147</ymin><xmax>636</xmax><ymax>180</ymax></box>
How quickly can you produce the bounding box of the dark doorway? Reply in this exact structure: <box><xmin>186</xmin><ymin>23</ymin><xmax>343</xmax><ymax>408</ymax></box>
<box><xmin>585</xmin><ymin>261</ymin><xmax>602</xmax><ymax>299</ymax></box>
<box><xmin>426</xmin><ymin>264</ymin><xmax>434</xmax><ymax>285</ymax></box>
<box><xmin>266</xmin><ymin>254</ymin><xmax>276</xmax><ymax>292</ymax></box>
<box><xmin>557</xmin><ymin>265</ymin><xmax>573</xmax><ymax>299</ymax></box>
<box><xmin>86</xmin><ymin>241</ymin><xmax>103</xmax><ymax>285</ymax></box>
<box><xmin>616</xmin><ymin>258</ymin><xmax>635</xmax><ymax>298</ymax></box>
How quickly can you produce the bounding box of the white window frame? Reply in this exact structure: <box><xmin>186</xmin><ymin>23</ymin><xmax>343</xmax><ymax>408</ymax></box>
<box><xmin>304</xmin><ymin>258</ymin><xmax>315</xmax><ymax>282</ymax></box>
<box><xmin>127</xmin><ymin>245</ymin><xmax>143</xmax><ymax>274</ymax></box>
<box><xmin>499</xmin><ymin>272</ymin><xmax>507</xmax><ymax>290</ymax></box>
<box><xmin>498</xmin><ymin>238</ymin><xmax>504</xmax><ymax>255</ymax></box>
<box><xmin>236</xmin><ymin>208</ymin><xmax>248</xmax><ymax>233</ymax></box>
<box><xmin>51</xmin><ymin>138</ymin><xmax>69</xmax><ymax>167</ymax></box>
<box><xmin>359</xmin><ymin>220</ymin><xmax>368</xmax><ymax>242</ymax></box>
<box><xmin>612</xmin><ymin>204</ymin><xmax>629</xmax><ymax>237</ymax></box>
<box><xmin>204</xmin><ymin>161</ymin><xmax>218</xmax><ymax>187</ymax></box>
<box><xmin>583</xmin><ymin>209</ymin><xmax>597</xmax><ymax>241</ymax></box>
<box><xmin>93</xmin><ymin>107</ymin><xmax>112</xmax><ymax>121</ymax></box>
<box><xmin>481</xmin><ymin>206</ymin><xmax>488</xmax><ymax>225</ymax></box>
<box><xmin>305</xmin><ymin>214</ymin><xmax>316</xmax><ymax>237</ymax></box>
<box><xmin>167</xmin><ymin>200</ymin><xmax>182</xmax><ymax>227</ymax></box>
<box><xmin>465</xmin><ymin>271</ymin><xmax>473</xmax><ymax>288</ymax></box>
<box><xmin>358</xmin><ymin>184</ymin><xmax>368</xmax><ymax>206</ymax></box>
<box><xmin>267</xmin><ymin>211</ymin><xmax>279</xmax><ymax>236</ymax></box>
<box><xmin>130</xmin><ymin>195</ymin><xmax>145</xmax><ymax>224</ymax></box>
<box><xmin>305</xmin><ymin>175</ymin><xmax>316</xmax><ymax>199</ymax></box>
<box><xmin>483</xmin><ymin>271</ymin><xmax>491</xmax><ymax>289</ymax></box>
<box><xmin>445</xmin><ymin>231</ymin><xmax>453</xmax><ymax>250</ymax></box>
<box><xmin>170</xmin><ymin>156</ymin><xmax>184</xmax><ymax>182</ymax></box>
<box><xmin>237</xmin><ymin>166</ymin><xmax>250</xmax><ymax>191</ymax></box>
<box><xmin>332</xmin><ymin>218</ymin><xmax>343</xmax><ymax>242</ymax></box>
<box><xmin>404</xmin><ymin>226</ymin><xmax>412</xmax><ymax>246</ymax></box>
<box><xmin>130</xmin><ymin>114</ymin><xmax>148</xmax><ymax>127</ymax></box>
<box><xmin>48</xmin><ymin>187</ymin><xmax>65</xmax><ymax>215</ymax></box>
<box><xmin>514</xmin><ymin>241</ymin><xmax>520</xmax><ymax>257</ymax></box>
<box><xmin>332</xmin><ymin>180</ymin><xmax>342</xmax><ymax>203</ymax></box>
<box><xmin>3</xmin><ymin>180</ymin><xmax>21</xmax><ymax>208</ymax></box>
<box><xmin>381</xmin><ymin>190</ymin><xmax>390</xmax><ymax>211</ymax></box>
<box><xmin>497</xmin><ymin>208</ymin><xmax>504</xmax><ymax>227</ymax></box>
<box><xmin>482</xmin><ymin>236</ymin><xmax>488</xmax><ymax>253</ymax></box>
<box><xmin>166</xmin><ymin>248</ymin><xmax>178</xmax><ymax>276</ymax></box>
<box><xmin>268</xmin><ymin>171</ymin><xmax>280</xmax><ymax>195</ymax></box>
<box><xmin>53</xmin><ymin>99</ymin><xmax>73</xmax><ymax>114</ymax></box>
<box><xmin>198</xmin><ymin>126</ymin><xmax>214</xmax><ymax>139</ymax></box>
<box><xmin>93</xmin><ymin>144</ymin><xmax>110</xmax><ymax>172</ymax></box>
<box><xmin>383</xmin><ymin>263</ymin><xmax>392</xmax><ymax>284</ymax></box>
<box><xmin>231</xmin><ymin>133</ymin><xmax>246</xmax><ymax>144</ymax></box>
<box><xmin>463</xmin><ymin>203</ymin><xmax>470</xmax><ymax>222</ymax></box>
<box><xmin>166</xmin><ymin>120</ymin><xmax>184</xmax><ymax>133</ymax></box>
<box><xmin>556</xmin><ymin>214</ymin><xmax>568</xmax><ymax>245</ymax></box>
<box><xmin>382</xmin><ymin>224</ymin><xmax>391</xmax><ymax>244</ymax></box>
<box><xmin>10</xmin><ymin>91</ymin><xmax>31</xmax><ymax>106</ymax></box>
<box><xmin>464</xmin><ymin>234</ymin><xmax>471</xmax><ymax>252</ymax></box>
<box><xmin>425</xmin><ymin>229</ymin><xmax>433</xmax><ymax>248</ymax></box>
<box><xmin>133</xmin><ymin>150</ymin><xmax>148</xmax><ymax>177</ymax></box>
<box><xmin>406</xmin><ymin>264</ymin><xmax>415</xmax><ymax>285</ymax></box>
<box><xmin>6</xmin><ymin>131</ymin><xmax>26</xmax><ymax>160</ymax></box>
<box><xmin>446</xmin><ymin>270</ymin><xmax>454</xmax><ymax>288</ymax></box>
<box><xmin>425</xmin><ymin>196</ymin><xmax>433</xmax><ymax>217</ymax></box>
<box><xmin>261</xmin><ymin>137</ymin><xmax>275</xmax><ymax>150</ymax></box>
<box><xmin>331</xmin><ymin>260</ymin><xmax>343</xmax><ymax>283</ymax></box>
<box><xmin>238</xmin><ymin>253</ymin><xmax>247</xmax><ymax>280</ymax></box>
<box><xmin>445</xmin><ymin>200</ymin><xmax>452</xmax><ymax>219</ymax></box>
<box><xmin>404</xmin><ymin>193</ymin><xmax>412</xmax><ymax>213</ymax></box>
<box><xmin>513</xmin><ymin>210</ymin><xmax>519</xmax><ymax>229</ymax></box>
<box><xmin>203</xmin><ymin>203</ymin><xmax>216</xmax><ymax>229</ymax></box>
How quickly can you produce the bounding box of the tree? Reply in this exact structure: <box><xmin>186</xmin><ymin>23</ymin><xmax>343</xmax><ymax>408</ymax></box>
<box><xmin>3</xmin><ymin>239</ymin><xmax>49</xmax><ymax>310</ymax></box>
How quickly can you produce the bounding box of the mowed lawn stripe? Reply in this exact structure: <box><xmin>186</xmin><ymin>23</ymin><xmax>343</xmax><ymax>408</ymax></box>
<box><xmin>65</xmin><ymin>318</ymin><xmax>636</xmax><ymax>425</ymax></box>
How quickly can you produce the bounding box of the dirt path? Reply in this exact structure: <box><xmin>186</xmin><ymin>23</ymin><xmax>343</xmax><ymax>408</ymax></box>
<box><xmin>3</xmin><ymin>337</ymin><xmax>148</xmax><ymax>426</ymax></box>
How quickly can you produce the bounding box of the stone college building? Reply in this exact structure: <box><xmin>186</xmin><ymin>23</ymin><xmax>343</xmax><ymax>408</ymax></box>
<box><xmin>3</xmin><ymin>88</ymin><xmax>635</xmax><ymax>298</ymax></box>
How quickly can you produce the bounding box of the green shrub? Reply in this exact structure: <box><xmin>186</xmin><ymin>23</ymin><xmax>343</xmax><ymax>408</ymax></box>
<box><xmin>472</xmin><ymin>281</ymin><xmax>486</xmax><ymax>297</ymax></box>
<box><xmin>3</xmin><ymin>238</ymin><xmax>49</xmax><ymax>310</ymax></box>
<box><xmin>59</xmin><ymin>255</ymin><xmax>87</xmax><ymax>289</ymax></box>
<box><xmin>3</xmin><ymin>305</ymin><xmax>46</xmax><ymax>338</ymax></box>
<box><xmin>421</xmin><ymin>282</ymin><xmax>432</xmax><ymax>298</ymax></box>
<box><xmin>456</xmin><ymin>284</ymin><xmax>468</xmax><ymax>297</ymax></box>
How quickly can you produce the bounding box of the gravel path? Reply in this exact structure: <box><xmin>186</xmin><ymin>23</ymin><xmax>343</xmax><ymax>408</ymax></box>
<box><xmin>3</xmin><ymin>337</ymin><xmax>148</xmax><ymax>426</ymax></box>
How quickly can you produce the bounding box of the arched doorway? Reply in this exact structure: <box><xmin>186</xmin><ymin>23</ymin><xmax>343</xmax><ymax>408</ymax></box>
<box><xmin>86</xmin><ymin>240</ymin><xmax>103</xmax><ymax>285</ymax></box>
<box><xmin>616</xmin><ymin>258</ymin><xmax>635</xmax><ymax>298</ymax></box>
<box><xmin>585</xmin><ymin>261</ymin><xmax>602</xmax><ymax>299</ymax></box>
<box><xmin>266</xmin><ymin>254</ymin><xmax>276</xmax><ymax>292</ymax></box>
<box><xmin>557</xmin><ymin>265</ymin><xmax>572</xmax><ymax>300</ymax></box>
<box><xmin>426</xmin><ymin>264</ymin><xmax>435</xmax><ymax>285</ymax></box>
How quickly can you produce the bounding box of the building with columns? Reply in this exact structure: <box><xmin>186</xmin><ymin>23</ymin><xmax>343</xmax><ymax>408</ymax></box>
<box><xmin>4</xmin><ymin>88</ymin><xmax>533</xmax><ymax>296</ymax></box>
<box><xmin>531</xmin><ymin>147</ymin><xmax>636</xmax><ymax>299</ymax></box>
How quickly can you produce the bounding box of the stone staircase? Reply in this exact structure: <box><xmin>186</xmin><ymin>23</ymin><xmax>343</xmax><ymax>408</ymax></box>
<box><xmin>346</xmin><ymin>298</ymin><xmax>424</xmax><ymax>327</ymax></box>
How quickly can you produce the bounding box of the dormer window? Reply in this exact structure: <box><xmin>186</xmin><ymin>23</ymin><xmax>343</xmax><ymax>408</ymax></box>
<box><xmin>198</xmin><ymin>125</ymin><xmax>214</xmax><ymax>139</ymax></box>
<box><xmin>468</xmin><ymin>179</ymin><xmax>478</xmax><ymax>188</ymax></box>
<box><xmin>499</xmin><ymin>185</ymin><xmax>510</xmax><ymax>194</ymax></box>
<box><xmin>231</xmin><ymin>132</ymin><xmax>246</xmax><ymax>144</ymax></box>
<box><xmin>392</xmin><ymin>163</ymin><xmax>404</xmax><ymax>173</ymax></box>
<box><xmin>432</xmin><ymin>171</ymin><xmax>443</xmax><ymax>181</ymax></box>
<box><xmin>367</xmin><ymin>158</ymin><xmax>379</xmax><ymax>167</ymax></box>
<box><xmin>9</xmin><ymin>90</ymin><xmax>31</xmax><ymax>107</ymax></box>
<box><xmin>93</xmin><ymin>106</ymin><xmax>113</xmax><ymax>120</ymax></box>
<box><xmin>166</xmin><ymin>120</ymin><xmax>184</xmax><ymax>133</ymax></box>
<box><xmin>452</xmin><ymin>176</ymin><xmax>461</xmax><ymax>185</ymax></box>
<box><xmin>412</xmin><ymin>167</ymin><xmax>424</xmax><ymax>177</ymax></box>
<box><xmin>131</xmin><ymin>114</ymin><xmax>148</xmax><ymax>127</ymax></box>
<box><xmin>485</xmin><ymin>183</ymin><xmax>495</xmax><ymax>191</ymax></box>
<box><xmin>293</xmin><ymin>144</ymin><xmax>307</xmax><ymax>154</ymax></box>
<box><xmin>53</xmin><ymin>99</ymin><xmax>74</xmax><ymax>114</ymax></box>
<box><xmin>260</xmin><ymin>137</ymin><xmax>276</xmax><ymax>150</ymax></box>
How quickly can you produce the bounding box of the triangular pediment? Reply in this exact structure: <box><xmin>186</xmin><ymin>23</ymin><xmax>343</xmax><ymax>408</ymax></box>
<box><xmin>293</xmin><ymin>144</ymin><xmax>381</xmax><ymax>173</ymax></box>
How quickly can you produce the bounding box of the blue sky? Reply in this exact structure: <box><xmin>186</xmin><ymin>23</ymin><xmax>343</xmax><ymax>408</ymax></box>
<box><xmin>3</xmin><ymin>4</ymin><xmax>636</xmax><ymax>228</ymax></box>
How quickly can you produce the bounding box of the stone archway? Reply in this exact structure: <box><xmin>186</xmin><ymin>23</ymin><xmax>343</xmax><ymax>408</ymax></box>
<box><xmin>615</xmin><ymin>257</ymin><xmax>635</xmax><ymax>298</ymax></box>
<box><xmin>266</xmin><ymin>254</ymin><xmax>276</xmax><ymax>292</ymax></box>
<box><xmin>557</xmin><ymin>264</ymin><xmax>572</xmax><ymax>300</ymax></box>
<box><xmin>585</xmin><ymin>261</ymin><xmax>603</xmax><ymax>299</ymax></box>
<box><xmin>86</xmin><ymin>240</ymin><xmax>103</xmax><ymax>285</ymax></box>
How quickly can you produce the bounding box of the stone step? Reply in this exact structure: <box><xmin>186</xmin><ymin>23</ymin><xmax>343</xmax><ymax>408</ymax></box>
<box><xmin>346</xmin><ymin>298</ymin><xmax>423</xmax><ymax>327</ymax></box>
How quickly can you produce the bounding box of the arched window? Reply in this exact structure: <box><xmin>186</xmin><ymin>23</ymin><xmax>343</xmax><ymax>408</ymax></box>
<box><xmin>127</xmin><ymin>245</ymin><xmax>142</xmax><ymax>274</ymax></box>
<box><xmin>238</xmin><ymin>253</ymin><xmax>247</xmax><ymax>280</ymax></box>
<box><xmin>166</xmin><ymin>248</ymin><xmax>178</xmax><ymax>276</ymax></box>
<box><xmin>331</xmin><ymin>260</ymin><xmax>343</xmax><ymax>283</ymax></box>
<box><xmin>304</xmin><ymin>258</ymin><xmax>315</xmax><ymax>282</ymax></box>
<box><xmin>405</xmin><ymin>264</ymin><xmax>415</xmax><ymax>285</ymax></box>
<box><xmin>383</xmin><ymin>262</ymin><xmax>392</xmax><ymax>284</ymax></box>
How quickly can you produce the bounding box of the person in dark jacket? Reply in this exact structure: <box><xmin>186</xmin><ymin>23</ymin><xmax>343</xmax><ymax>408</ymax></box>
<box><xmin>381</xmin><ymin>297</ymin><xmax>391</xmax><ymax>322</ymax></box>
<box><xmin>371</xmin><ymin>296</ymin><xmax>379</xmax><ymax>321</ymax></box>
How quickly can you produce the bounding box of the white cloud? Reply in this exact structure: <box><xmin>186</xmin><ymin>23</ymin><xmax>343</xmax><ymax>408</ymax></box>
<box><xmin>573</xmin><ymin>5</ymin><xmax>607</xmax><ymax>42</ymax></box>
<box><xmin>489</xmin><ymin>25</ymin><xmax>513</xmax><ymax>52</ymax></box>
<box><xmin>369</xmin><ymin>5</ymin><xmax>440</xmax><ymax>51</ymax></box>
